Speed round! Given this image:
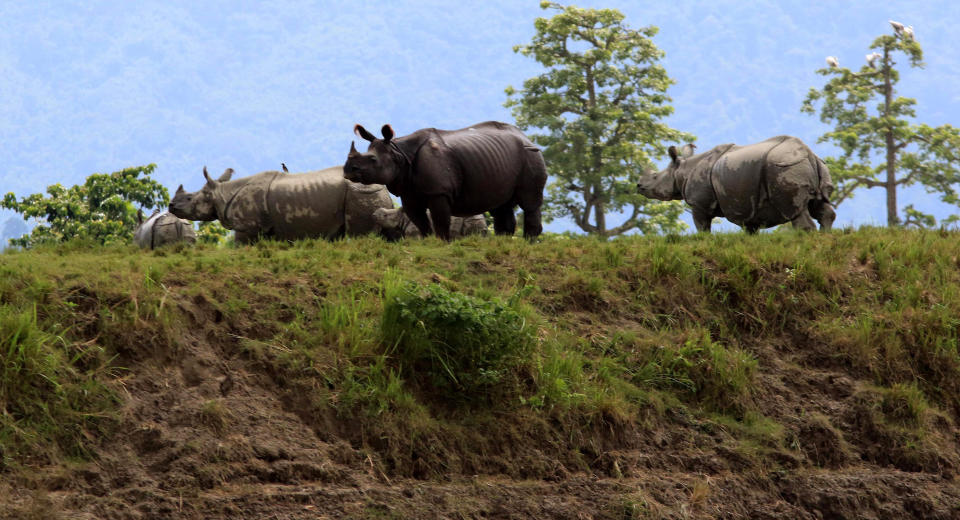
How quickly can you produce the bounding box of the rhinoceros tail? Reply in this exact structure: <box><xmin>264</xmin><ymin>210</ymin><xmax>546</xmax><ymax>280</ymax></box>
<box><xmin>814</xmin><ymin>156</ymin><xmax>834</xmax><ymax>203</ymax></box>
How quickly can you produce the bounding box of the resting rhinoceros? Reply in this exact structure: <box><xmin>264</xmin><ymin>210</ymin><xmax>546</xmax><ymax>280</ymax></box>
<box><xmin>637</xmin><ymin>136</ymin><xmax>836</xmax><ymax>233</ymax></box>
<box><xmin>169</xmin><ymin>166</ymin><xmax>392</xmax><ymax>244</ymax></box>
<box><xmin>372</xmin><ymin>207</ymin><xmax>487</xmax><ymax>241</ymax></box>
<box><xmin>133</xmin><ymin>210</ymin><xmax>196</xmax><ymax>249</ymax></box>
<box><xmin>343</xmin><ymin>121</ymin><xmax>547</xmax><ymax>240</ymax></box>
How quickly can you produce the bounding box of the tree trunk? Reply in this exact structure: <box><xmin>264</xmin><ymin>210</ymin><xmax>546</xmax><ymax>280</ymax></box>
<box><xmin>883</xmin><ymin>45</ymin><xmax>900</xmax><ymax>226</ymax></box>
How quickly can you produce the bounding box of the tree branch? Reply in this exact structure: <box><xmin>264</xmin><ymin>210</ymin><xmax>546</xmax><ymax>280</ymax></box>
<box><xmin>604</xmin><ymin>205</ymin><xmax>641</xmax><ymax>236</ymax></box>
<box><xmin>848</xmin><ymin>175</ymin><xmax>886</xmax><ymax>188</ymax></box>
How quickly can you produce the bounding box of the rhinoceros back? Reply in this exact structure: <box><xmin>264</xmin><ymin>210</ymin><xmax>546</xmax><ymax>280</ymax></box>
<box><xmin>134</xmin><ymin>211</ymin><xmax>196</xmax><ymax>249</ymax></box>
<box><xmin>265</xmin><ymin>167</ymin><xmax>349</xmax><ymax>240</ymax></box>
<box><xmin>711</xmin><ymin>136</ymin><xmax>821</xmax><ymax>227</ymax></box>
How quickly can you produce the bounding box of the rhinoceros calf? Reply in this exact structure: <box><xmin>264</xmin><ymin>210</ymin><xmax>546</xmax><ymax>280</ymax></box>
<box><xmin>372</xmin><ymin>207</ymin><xmax>487</xmax><ymax>241</ymax></box>
<box><xmin>637</xmin><ymin>135</ymin><xmax>836</xmax><ymax>233</ymax></box>
<box><xmin>134</xmin><ymin>210</ymin><xmax>196</xmax><ymax>249</ymax></box>
<box><xmin>169</xmin><ymin>166</ymin><xmax>393</xmax><ymax>244</ymax></box>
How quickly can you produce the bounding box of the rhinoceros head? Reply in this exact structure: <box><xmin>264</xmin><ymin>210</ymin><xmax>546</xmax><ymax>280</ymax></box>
<box><xmin>344</xmin><ymin>124</ymin><xmax>402</xmax><ymax>185</ymax></box>
<box><xmin>636</xmin><ymin>145</ymin><xmax>695</xmax><ymax>201</ymax></box>
<box><xmin>169</xmin><ymin>166</ymin><xmax>233</xmax><ymax>221</ymax></box>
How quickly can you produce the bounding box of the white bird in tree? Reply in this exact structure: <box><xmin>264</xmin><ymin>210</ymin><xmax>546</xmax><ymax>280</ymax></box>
<box><xmin>826</xmin><ymin>56</ymin><xmax>840</xmax><ymax>68</ymax></box>
<box><xmin>866</xmin><ymin>52</ymin><xmax>882</xmax><ymax>68</ymax></box>
<box><xmin>889</xmin><ymin>20</ymin><xmax>905</xmax><ymax>35</ymax></box>
<box><xmin>903</xmin><ymin>25</ymin><xmax>914</xmax><ymax>40</ymax></box>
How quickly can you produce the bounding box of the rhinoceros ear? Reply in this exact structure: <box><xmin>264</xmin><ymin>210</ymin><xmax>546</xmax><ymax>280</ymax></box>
<box><xmin>381</xmin><ymin>124</ymin><xmax>394</xmax><ymax>142</ymax></box>
<box><xmin>354</xmin><ymin>124</ymin><xmax>377</xmax><ymax>142</ymax></box>
<box><xmin>680</xmin><ymin>144</ymin><xmax>696</xmax><ymax>158</ymax></box>
<box><xmin>668</xmin><ymin>146</ymin><xmax>679</xmax><ymax>163</ymax></box>
<box><xmin>218</xmin><ymin>168</ymin><xmax>234</xmax><ymax>183</ymax></box>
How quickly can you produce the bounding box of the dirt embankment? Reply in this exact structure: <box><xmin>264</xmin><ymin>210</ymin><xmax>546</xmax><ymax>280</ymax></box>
<box><xmin>2</xmin><ymin>232</ymin><xmax>960</xmax><ymax>519</ymax></box>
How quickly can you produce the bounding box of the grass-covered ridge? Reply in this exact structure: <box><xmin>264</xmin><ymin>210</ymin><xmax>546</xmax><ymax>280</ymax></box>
<box><xmin>2</xmin><ymin>228</ymin><xmax>960</xmax><ymax>491</ymax></box>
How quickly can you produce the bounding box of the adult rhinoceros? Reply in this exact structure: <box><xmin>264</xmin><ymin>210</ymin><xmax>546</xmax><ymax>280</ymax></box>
<box><xmin>133</xmin><ymin>210</ymin><xmax>196</xmax><ymax>249</ymax></box>
<box><xmin>343</xmin><ymin>121</ymin><xmax>547</xmax><ymax>240</ymax></box>
<box><xmin>637</xmin><ymin>136</ymin><xmax>836</xmax><ymax>233</ymax></box>
<box><xmin>372</xmin><ymin>207</ymin><xmax>487</xmax><ymax>241</ymax></box>
<box><xmin>169</xmin><ymin>166</ymin><xmax>392</xmax><ymax>244</ymax></box>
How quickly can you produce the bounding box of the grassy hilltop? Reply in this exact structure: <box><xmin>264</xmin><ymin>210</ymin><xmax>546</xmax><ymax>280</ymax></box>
<box><xmin>2</xmin><ymin>229</ymin><xmax>960</xmax><ymax>519</ymax></box>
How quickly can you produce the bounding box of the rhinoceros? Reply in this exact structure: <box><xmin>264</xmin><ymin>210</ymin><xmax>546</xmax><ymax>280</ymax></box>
<box><xmin>133</xmin><ymin>210</ymin><xmax>196</xmax><ymax>249</ymax></box>
<box><xmin>343</xmin><ymin>121</ymin><xmax>547</xmax><ymax>240</ymax></box>
<box><xmin>169</xmin><ymin>166</ymin><xmax>392</xmax><ymax>244</ymax></box>
<box><xmin>372</xmin><ymin>207</ymin><xmax>487</xmax><ymax>241</ymax></box>
<box><xmin>637</xmin><ymin>136</ymin><xmax>836</xmax><ymax>233</ymax></box>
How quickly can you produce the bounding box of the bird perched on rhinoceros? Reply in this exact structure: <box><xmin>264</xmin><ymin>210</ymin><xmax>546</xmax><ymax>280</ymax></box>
<box><xmin>637</xmin><ymin>136</ymin><xmax>836</xmax><ymax>233</ymax></box>
<box><xmin>169</xmin><ymin>165</ymin><xmax>392</xmax><ymax>244</ymax></box>
<box><xmin>373</xmin><ymin>207</ymin><xmax>487</xmax><ymax>241</ymax></box>
<box><xmin>343</xmin><ymin>121</ymin><xmax>547</xmax><ymax>241</ymax></box>
<box><xmin>133</xmin><ymin>210</ymin><xmax>196</xmax><ymax>249</ymax></box>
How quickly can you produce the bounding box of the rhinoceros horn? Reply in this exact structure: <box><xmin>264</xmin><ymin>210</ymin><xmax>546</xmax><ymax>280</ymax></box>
<box><xmin>349</xmin><ymin>141</ymin><xmax>360</xmax><ymax>157</ymax></box>
<box><xmin>176</xmin><ymin>184</ymin><xmax>185</xmax><ymax>195</ymax></box>
<box><xmin>203</xmin><ymin>166</ymin><xmax>218</xmax><ymax>188</ymax></box>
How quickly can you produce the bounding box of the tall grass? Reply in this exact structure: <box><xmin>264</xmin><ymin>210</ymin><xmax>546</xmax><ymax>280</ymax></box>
<box><xmin>0</xmin><ymin>305</ymin><xmax>118</xmax><ymax>467</ymax></box>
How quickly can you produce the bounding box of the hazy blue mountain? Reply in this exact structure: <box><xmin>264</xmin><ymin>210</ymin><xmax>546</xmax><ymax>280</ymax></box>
<box><xmin>1</xmin><ymin>216</ymin><xmax>29</xmax><ymax>245</ymax></box>
<box><xmin>2</xmin><ymin>1</ymin><xmax>957</xmax><ymax>232</ymax></box>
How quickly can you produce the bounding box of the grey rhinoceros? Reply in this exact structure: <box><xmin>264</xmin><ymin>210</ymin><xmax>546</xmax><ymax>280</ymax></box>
<box><xmin>169</xmin><ymin>166</ymin><xmax>392</xmax><ymax>243</ymax></box>
<box><xmin>637</xmin><ymin>136</ymin><xmax>836</xmax><ymax>233</ymax></box>
<box><xmin>134</xmin><ymin>210</ymin><xmax>196</xmax><ymax>249</ymax></box>
<box><xmin>343</xmin><ymin>121</ymin><xmax>547</xmax><ymax>240</ymax></box>
<box><xmin>372</xmin><ymin>207</ymin><xmax>487</xmax><ymax>241</ymax></box>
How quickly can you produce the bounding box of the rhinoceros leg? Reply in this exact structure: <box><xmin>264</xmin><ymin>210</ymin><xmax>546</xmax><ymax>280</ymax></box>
<box><xmin>427</xmin><ymin>197</ymin><xmax>453</xmax><ymax>241</ymax></box>
<box><xmin>809</xmin><ymin>200</ymin><xmax>836</xmax><ymax>231</ymax></box>
<box><xmin>234</xmin><ymin>230</ymin><xmax>258</xmax><ymax>244</ymax></box>
<box><xmin>405</xmin><ymin>205</ymin><xmax>432</xmax><ymax>239</ymax></box>
<box><xmin>491</xmin><ymin>203</ymin><xmax>517</xmax><ymax>236</ymax></box>
<box><xmin>790</xmin><ymin>209</ymin><xmax>817</xmax><ymax>231</ymax></box>
<box><xmin>691</xmin><ymin>209</ymin><xmax>713</xmax><ymax>233</ymax></box>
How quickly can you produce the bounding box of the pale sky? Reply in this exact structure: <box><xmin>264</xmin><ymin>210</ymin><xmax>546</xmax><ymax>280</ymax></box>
<box><xmin>1</xmin><ymin>1</ymin><xmax>957</xmax><ymax>235</ymax></box>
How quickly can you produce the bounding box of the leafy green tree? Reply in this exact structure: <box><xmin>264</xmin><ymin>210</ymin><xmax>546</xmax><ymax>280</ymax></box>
<box><xmin>505</xmin><ymin>1</ymin><xmax>694</xmax><ymax>237</ymax></box>
<box><xmin>802</xmin><ymin>25</ymin><xmax>960</xmax><ymax>227</ymax></box>
<box><xmin>196</xmin><ymin>221</ymin><xmax>230</xmax><ymax>245</ymax></box>
<box><xmin>1</xmin><ymin>164</ymin><xmax>169</xmax><ymax>247</ymax></box>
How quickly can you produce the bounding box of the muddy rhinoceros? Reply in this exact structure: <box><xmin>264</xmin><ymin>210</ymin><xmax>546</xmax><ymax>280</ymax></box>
<box><xmin>372</xmin><ymin>207</ymin><xmax>487</xmax><ymax>241</ymax></box>
<box><xmin>133</xmin><ymin>210</ymin><xmax>196</xmax><ymax>249</ymax></box>
<box><xmin>169</xmin><ymin>166</ymin><xmax>393</xmax><ymax>244</ymax></box>
<box><xmin>637</xmin><ymin>136</ymin><xmax>836</xmax><ymax>233</ymax></box>
<box><xmin>344</xmin><ymin>121</ymin><xmax>547</xmax><ymax>240</ymax></box>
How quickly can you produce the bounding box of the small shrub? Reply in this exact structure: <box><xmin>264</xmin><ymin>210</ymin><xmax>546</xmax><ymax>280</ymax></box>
<box><xmin>381</xmin><ymin>282</ymin><xmax>536</xmax><ymax>402</ymax></box>
<box><xmin>633</xmin><ymin>329</ymin><xmax>757</xmax><ymax>414</ymax></box>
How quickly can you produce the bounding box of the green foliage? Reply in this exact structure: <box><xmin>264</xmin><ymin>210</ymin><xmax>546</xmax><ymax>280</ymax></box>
<box><xmin>381</xmin><ymin>281</ymin><xmax>537</xmax><ymax>401</ymax></box>
<box><xmin>505</xmin><ymin>1</ymin><xmax>693</xmax><ymax>237</ymax></box>
<box><xmin>802</xmin><ymin>27</ymin><xmax>960</xmax><ymax>226</ymax></box>
<box><xmin>196</xmin><ymin>220</ymin><xmax>230</xmax><ymax>245</ymax></box>
<box><xmin>1</xmin><ymin>164</ymin><xmax>168</xmax><ymax>247</ymax></box>
<box><xmin>632</xmin><ymin>329</ymin><xmax>757</xmax><ymax>414</ymax></box>
<box><xmin>0</xmin><ymin>305</ymin><xmax>118</xmax><ymax>467</ymax></box>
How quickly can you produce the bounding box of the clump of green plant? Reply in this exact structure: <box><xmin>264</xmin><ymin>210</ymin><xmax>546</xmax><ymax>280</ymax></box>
<box><xmin>197</xmin><ymin>399</ymin><xmax>234</xmax><ymax>435</ymax></box>
<box><xmin>0</xmin><ymin>305</ymin><xmax>118</xmax><ymax>467</ymax></box>
<box><xmin>633</xmin><ymin>329</ymin><xmax>757</xmax><ymax>414</ymax></box>
<box><xmin>381</xmin><ymin>282</ymin><xmax>537</xmax><ymax>402</ymax></box>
